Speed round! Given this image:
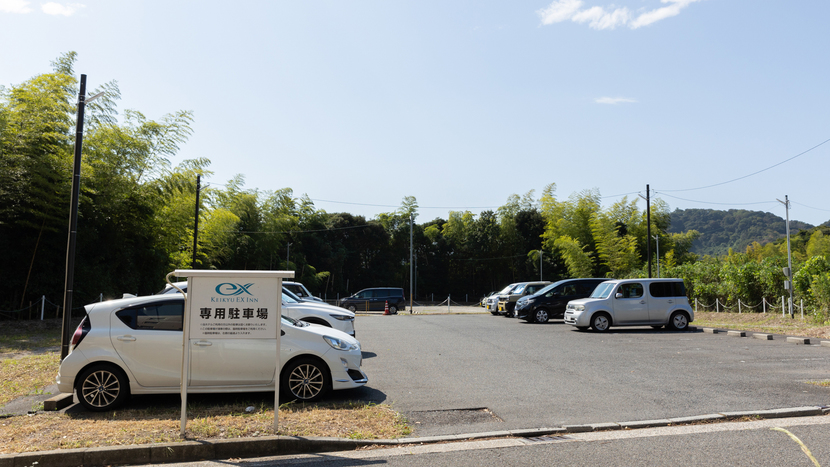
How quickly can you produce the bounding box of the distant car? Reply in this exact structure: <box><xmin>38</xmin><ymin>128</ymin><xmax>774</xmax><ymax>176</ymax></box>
<box><xmin>284</xmin><ymin>281</ymin><xmax>323</xmax><ymax>302</ymax></box>
<box><xmin>564</xmin><ymin>278</ymin><xmax>694</xmax><ymax>332</ymax></box>
<box><xmin>487</xmin><ymin>284</ymin><xmax>519</xmax><ymax>315</ymax></box>
<box><xmin>159</xmin><ymin>282</ymin><xmax>355</xmax><ymax>336</ymax></box>
<box><xmin>515</xmin><ymin>278</ymin><xmax>608</xmax><ymax>323</ymax></box>
<box><xmin>498</xmin><ymin>281</ymin><xmax>550</xmax><ymax>317</ymax></box>
<box><xmin>480</xmin><ymin>291</ymin><xmax>497</xmax><ymax>307</ymax></box>
<box><xmin>339</xmin><ymin>287</ymin><xmax>405</xmax><ymax>313</ymax></box>
<box><xmin>56</xmin><ymin>294</ymin><xmax>367</xmax><ymax>411</ymax></box>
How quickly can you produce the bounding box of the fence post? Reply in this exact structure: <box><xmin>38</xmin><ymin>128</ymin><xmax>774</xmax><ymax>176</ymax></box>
<box><xmin>782</xmin><ymin>296</ymin><xmax>785</xmax><ymax>316</ymax></box>
<box><xmin>763</xmin><ymin>297</ymin><xmax>766</xmax><ymax>314</ymax></box>
<box><xmin>716</xmin><ymin>298</ymin><xmax>719</xmax><ymax>313</ymax></box>
<box><xmin>738</xmin><ymin>299</ymin><xmax>742</xmax><ymax>314</ymax></box>
<box><xmin>40</xmin><ymin>295</ymin><xmax>45</xmax><ymax>320</ymax></box>
<box><xmin>447</xmin><ymin>295</ymin><xmax>451</xmax><ymax>312</ymax></box>
<box><xmin>695</xmin><ymin>298</ymin><xmax>698</xmax><ymax>313</ymax></box>
<box><xmin>801</xmin><ymin>299</ymin><xmax>804</xmax><ymax>319</ymax></box>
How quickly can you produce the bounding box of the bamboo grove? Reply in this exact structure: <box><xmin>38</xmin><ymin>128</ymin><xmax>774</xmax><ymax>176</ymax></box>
<box><xmin>2</xmin><ymin>53</ymin><xmax>830</xmax><ymax>320</ymax></box>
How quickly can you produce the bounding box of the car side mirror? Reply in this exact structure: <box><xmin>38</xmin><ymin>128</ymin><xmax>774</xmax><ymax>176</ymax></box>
<box><xmin>615</xmin><ymin>292</ymin><xmax>623</xmax><ymax>299</ymax></box>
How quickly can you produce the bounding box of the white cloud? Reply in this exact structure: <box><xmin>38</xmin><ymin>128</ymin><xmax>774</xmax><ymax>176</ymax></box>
<box><xmin>41</xmin><ymin>2</ymin><xmax>84</xmax><ymax>16</ymax></box>
<box><xmin>595</xmin><ymin>97</ymin><xmax>638</xmax><ymax>104</ymax></box>
<box><xmin>0</xmin><ymin>0</ymin><xmax>33</xmax><ymax>13</ymax></box>
<box><xmin>537</xmin><ymin>0</ymin><xmax>700</xmax><ymax>30</ymax></box>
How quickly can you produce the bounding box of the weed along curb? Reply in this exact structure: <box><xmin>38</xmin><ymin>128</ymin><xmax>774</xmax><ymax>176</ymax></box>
<box><xmin>2</xmin><ymin>407</ymin><xmax>828</xmax><ymax>467</ymax></box>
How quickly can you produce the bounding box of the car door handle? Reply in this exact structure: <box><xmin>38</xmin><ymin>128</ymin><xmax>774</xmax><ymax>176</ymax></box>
<box><xmin>194</xmin><ymin>341</ymin><xmax>212</xmax><ymax>346</ymax></box>
<box><xmin>116</xmin><ymin>336</ymin><xmax>136</xmax><ymax>342</ymax></box>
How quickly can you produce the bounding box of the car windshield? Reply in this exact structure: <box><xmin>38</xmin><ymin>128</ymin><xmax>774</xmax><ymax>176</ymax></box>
<box><xmin>282</xmin><ymin>293</ymin><xmax>299</xmax><ymax>304</ymax></box>
<box><xmin>590</xmin><ymin>282</ymin><xmax>615</xmax><ymax>299</ymax></box>
<box><xmin>512</xmin><ymin>284</ymin><xmax>527</xmax><ymax>294</ymax></box>
<box><xmin>498</xmin><ymin>284</ymin><xmax>517</xmax><ymax>294</ymax></box>
<box><xmin>535</xmin><ymin>279</ymin><xmax>570</xmax><ymax>296</ymax></box>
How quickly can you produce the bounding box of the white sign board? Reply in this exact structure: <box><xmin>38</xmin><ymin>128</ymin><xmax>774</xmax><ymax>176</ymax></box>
<box><xmin>170</xmin><ymin>269</ymin><xmax>294</xmax><ymax>435</ymax></box>
<box><xmin>188</xmin><ymin>278</ymin><xmax>280</xmax><ymax>339</ymax></box>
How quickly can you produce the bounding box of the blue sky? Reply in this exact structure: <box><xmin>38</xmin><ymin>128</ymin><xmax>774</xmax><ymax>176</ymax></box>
<box><xmin>2</xmin><ymin>0</ymin><xmax>829</xmax><ymax>226</ymax></box>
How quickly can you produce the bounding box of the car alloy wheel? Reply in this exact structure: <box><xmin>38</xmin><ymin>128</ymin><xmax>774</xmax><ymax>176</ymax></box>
<box><xmin>668</xmin><ymin>311</ymin><xmax>689</xmax><ymax>331</ymax></box>
<box><xmin>76</xmin><ymin>364</ymin><xmax>129</xmax><ymax>412</ymax></box>
<box><xmin>282</xmin><ymin>357</ymin><xmax>330</xmax><ymax>401</ymax></box>
<box><xmin>534</xmin><ymin>309</ymin><xmax>549</xmax><ymax>324</ymax></box>
<box><xmin>591</xmin><ymin>313</ymin><xmax>611</xmax><ymax>332</ymax></box>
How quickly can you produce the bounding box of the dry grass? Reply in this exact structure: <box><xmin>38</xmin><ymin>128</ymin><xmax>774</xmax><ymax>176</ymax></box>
<box><xmin>0</xmin><ymin>353</ymin><xmax>60</xmax><ymax>406</ymax></box>
<box><xmin>693</xmin><ymin>311</ymin><xmax>830</xmax><ymax>339</ymax></box>
<box><xmin>0</xmin><ymin>401</ymin><xmax>410</xmax><ymax>454</ymax></box>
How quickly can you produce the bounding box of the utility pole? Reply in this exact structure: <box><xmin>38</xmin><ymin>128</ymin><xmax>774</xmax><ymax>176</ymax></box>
<box><xmin>409</xmin><ymin>215</ymin><xmax>414</xmax><ymax>313</ymax></box>
<box><xmin>539</xmin><ymin>250</ymin><xmax>543</xmax><ymax>281</ymax></box>
<box><xmin>60</xmin><ymin>75</ymin><xmax>103</xmax><ymax>361</ymax></box>
<box><xmin>639</xmin><ymin>185</ymin><xmax>652</xmax><ymax>278</ymax></box>
<box><xmin>192</xmin><ymin>175</ymin><xmax>201</xmax><ymax>268</ymax></box>
<box><xmin>777</xmin><ymin>195</ymin><xmax>794</xmax><ymax>318</ymax></box>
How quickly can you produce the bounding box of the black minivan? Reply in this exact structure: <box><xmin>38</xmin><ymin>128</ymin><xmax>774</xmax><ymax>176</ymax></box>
<box><xmin>515</xmin><ymin>278</ymin><xmax>608</xmax><ymax>323</ymax></box>
<box><xmin>340</xmin><ymin>287</ymin><xmax>406</xmax><ymax>313</ymax></box>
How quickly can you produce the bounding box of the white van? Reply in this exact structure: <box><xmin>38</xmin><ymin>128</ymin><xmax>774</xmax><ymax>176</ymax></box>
<box><xmin>564</xmin><ymin>278</ymin><xmax>693</xmax><ymax>332</ymax></box>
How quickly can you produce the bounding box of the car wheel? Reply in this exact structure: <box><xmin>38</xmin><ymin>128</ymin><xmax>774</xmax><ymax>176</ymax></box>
<box><xmin>533</xmin><ymin>309</ymin><xmax>549</xmax><ymax>324</ymax></box>
<box><xmin>590</xmin><ymin>313</ymin><xmax>611</xmax><ymax>332</ymax></box>
<box><xmin>75</xmin><ymin>364</ymin><xmax>130</xmax><ymax>412</ymax></box>
<box><xmin>389</xmin><ymin>305</ymin><xmax>398</xmax><ymax>314</ymax></box>
<box><xmin>347</xmin><ymin>305</ymin><xmax>356</xmax><ymax>312</ymax></box>
<box><xmin>668</xmin><ymin>311</ymin><xmax>689</xmax><ymax>331</ymax></box>
<box><xmin>281</xmin><ymin>357</ymin><xmax>331</xmax><ymax>402</ymax></box>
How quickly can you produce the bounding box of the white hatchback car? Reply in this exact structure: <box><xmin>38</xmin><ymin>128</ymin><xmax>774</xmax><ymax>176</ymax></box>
<box><xmin>564</xmin><ymin>278</ymin><xmax>694</xmax><ymax>332</ymax></box>
<box><xmin>56</xmin><ymin>294</ymin><xmax>368</xmax><ymax>411</ymax></box>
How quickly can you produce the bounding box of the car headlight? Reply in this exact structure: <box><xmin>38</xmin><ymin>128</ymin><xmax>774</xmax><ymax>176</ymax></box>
<box><xmin>567</xmin><ymin>304</ymin><xmax>585</xmax><ymax>311</ymax></box>
<box><xmin>323</xmin><ymin>335</ymin><xmax>360</xmax><ymax>351</ymax></box>
<box><xmin>330</xmin><ymin>314</ymin><xmax>354</xmax><ymax>321</ymax></box>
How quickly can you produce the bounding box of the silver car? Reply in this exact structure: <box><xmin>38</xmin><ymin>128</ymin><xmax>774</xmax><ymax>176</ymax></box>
<box><xmin>564</xmin><ymin>278</ymin><xmax>694</xmax><ymax>332</ymax></box>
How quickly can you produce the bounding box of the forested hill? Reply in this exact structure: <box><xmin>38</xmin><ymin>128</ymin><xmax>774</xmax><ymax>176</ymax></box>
<box><xmin>669</xmin><ymin>209</ymin><xmax>816</xmax><ymax>256</ymax></box>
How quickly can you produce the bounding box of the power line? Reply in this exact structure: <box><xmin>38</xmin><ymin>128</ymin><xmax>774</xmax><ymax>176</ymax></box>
<box><xmin>656</xmin><ymin>192</ymin><xmax>778</xmax><ymax>207</ymax></box>
<box><xmin>659</xmin><ymin>137</ymin><xmax>830</xmax><ymax>193</ymax></box>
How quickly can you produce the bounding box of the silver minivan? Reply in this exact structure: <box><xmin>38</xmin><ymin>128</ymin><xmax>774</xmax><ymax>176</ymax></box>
<box><xmin>564</xmin><ymin>278</ymin><xmax>693</xmax><ymax>332</ymax></box>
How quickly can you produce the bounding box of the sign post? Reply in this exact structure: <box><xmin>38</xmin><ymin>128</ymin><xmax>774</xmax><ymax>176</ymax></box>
<box><xmin>170</xmin><ymin>269</ymin><xmax>294</xmax><ymax>436</ymax></box>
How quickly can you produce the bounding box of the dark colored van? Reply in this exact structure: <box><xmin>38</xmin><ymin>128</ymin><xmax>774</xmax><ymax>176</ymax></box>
<box><xmin>340</xmin><ymin>287</ymin><xmax>406</xmax><ymax>313</ymax></box>
<box><xmin>515</xmin><ymin>278</ymin><xmax>608</xmax><ymax>323</ymax></box>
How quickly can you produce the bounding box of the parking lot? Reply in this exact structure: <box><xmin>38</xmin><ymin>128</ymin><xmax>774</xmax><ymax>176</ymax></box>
<box><xmin>337</xmin><ymin>313</ymin><xmax>830</xmax><ymax>438</ymax></box>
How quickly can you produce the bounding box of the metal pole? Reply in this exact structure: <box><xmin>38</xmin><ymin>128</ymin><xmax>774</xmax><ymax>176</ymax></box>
<box><xmin>539</xmin><ymin>250</ymin><xmax>543</xmax><ymax>281</ymax></box>
<box><xmin>777</xmin><ymin>196</ymin><xmax>794</xmax><ymax>318</ymax></box>
<box><xmin>646</xmin><ymin>185</ymin><xmax>652</xmax><ymax>278</ymax></box>
<box><xmin>60</xmin><ymin>74</ymin><xmax>88</xmax><ymax>361</ymax></box>
<box><xmin>410</xmin><ymin>215</ymin><xmax>413</xmax><ymax>313</ymax></box>
<box><xmin>192</xmin><ymin>175</ymin><xmax>201</xmax><ymax>268</ymax></box>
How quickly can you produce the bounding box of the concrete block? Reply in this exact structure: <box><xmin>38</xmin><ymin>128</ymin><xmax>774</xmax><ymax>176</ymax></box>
<box><xmin>589</xmin><ymin>422</ymin><xmax>621</xmax><ymax>431</ymax></box>
<box><xmin>820</xmin><ymin>341</ymin><xmax>830</xmax><ymax>348</ymax></box>
<box><xmin>563</xmin><ymin>424</ymin><xmax>594</xmax><ymax>433</ymax></box>
<box><xmin>10</xmin><ymin>448</ymin><xmax>86</xmax><ymax>467</ymax></box>
<box><xmin>84</xmin><ymin>444</ymin><xmax>150</xmax><ymax>466</ymax></box>
<box><xmin>727</xmin><ymin>330</ymin><xmax>746</xmax><ymax>337</ymax></box>
<box><xmin>619</xmin><ymin>419</ymin><xmax>672</xmax><ymax>429</ymax></box>
<box><xmin>786</xmin><ymin>337</ymin><xmax>811</xmax><ymax>345</ymax></box>
<box><xmin>509</xmin><ymin>428</ymin><xmax>566</xmax><ymax>437</ymax></box>
<box><xmin>149</xmin><ymin>441</ymin><xmax>213</xmax><ymax>464</ymax></box>
<box><xmin>668</xmin><ymin>414</ymin><xmax>726</xmax><ymax>424</ymax></box>
<box><xmin>752</xmin><ymin>333</ymin><xmax>773</xmax><ymax>340</ymax></box>
<box><xmin>702</xmin><ymin>328</ymin><xmax>721</xmax><ymax>334</ymax></box>
<box><xmin>43</xmin><ymin>393</ymin><xmax>73</xmax><ymax>411</ymax></box>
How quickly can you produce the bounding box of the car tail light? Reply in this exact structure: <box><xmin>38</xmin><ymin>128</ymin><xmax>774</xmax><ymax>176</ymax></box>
<box><xmin>71</xmin><ymin>316</ymin><xmax>90</xmax><ymax>348</ymax></box>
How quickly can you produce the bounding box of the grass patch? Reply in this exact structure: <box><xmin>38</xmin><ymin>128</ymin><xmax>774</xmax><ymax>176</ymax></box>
<box><xmin>0</xmin><ymin>353</ymin><xmax>60</xmax><ymax>406</ymax></box>
<box><xmin>693</xmin><ymin>311</ymin><xmax>830</xmax><ymax>339</ymax></box>
<box><xmin>807</xmin><ymin>380</ymin><xmax>830</xmax><ymax>387</ymax></box>
<box><xmin>0</xmin><ymin>400</ymin><xmax>410</xmax><ymax>454</ymax></box>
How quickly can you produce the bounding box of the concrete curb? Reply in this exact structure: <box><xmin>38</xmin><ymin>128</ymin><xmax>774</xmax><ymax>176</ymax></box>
<box><xmin>5</xmin><ymin>407</ymin><xmax>826</xmax><ymax>466</ymax></box>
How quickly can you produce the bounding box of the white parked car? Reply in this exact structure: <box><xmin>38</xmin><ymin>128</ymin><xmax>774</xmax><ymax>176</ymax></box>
<box><xmin>283</xmin><ymin>281</ymin><xmax>323</xmax><ymax>302</ymax></box>
<box><xmin>564</xmin><ymin>278</ymin><xmax>694</xmax><ymax>332</ymax></box>
<box><xmin>56</xmin><ymin>294</ymin><xmax>367</xmax><ymax>411</ymax></box>
<box><xmin>486</xmin><ymin>283</ymin><xmax>519</xmax><ymax>315</ymax></box>
<box><xmin>160</xmin><ymin>282</ymin><xmax>356</xmax><ymax>336</ymax></box>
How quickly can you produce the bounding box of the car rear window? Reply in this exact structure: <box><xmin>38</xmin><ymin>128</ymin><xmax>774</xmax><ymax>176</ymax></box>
<box><xmin>116</xmin><ymin>302</ymin><xmax>184</xmax><ymax>331</ymax></box>
<box><xmin>649</xmin><ymin>281</ymin><xmax>687</xmax><ymax>298</ymax></box>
